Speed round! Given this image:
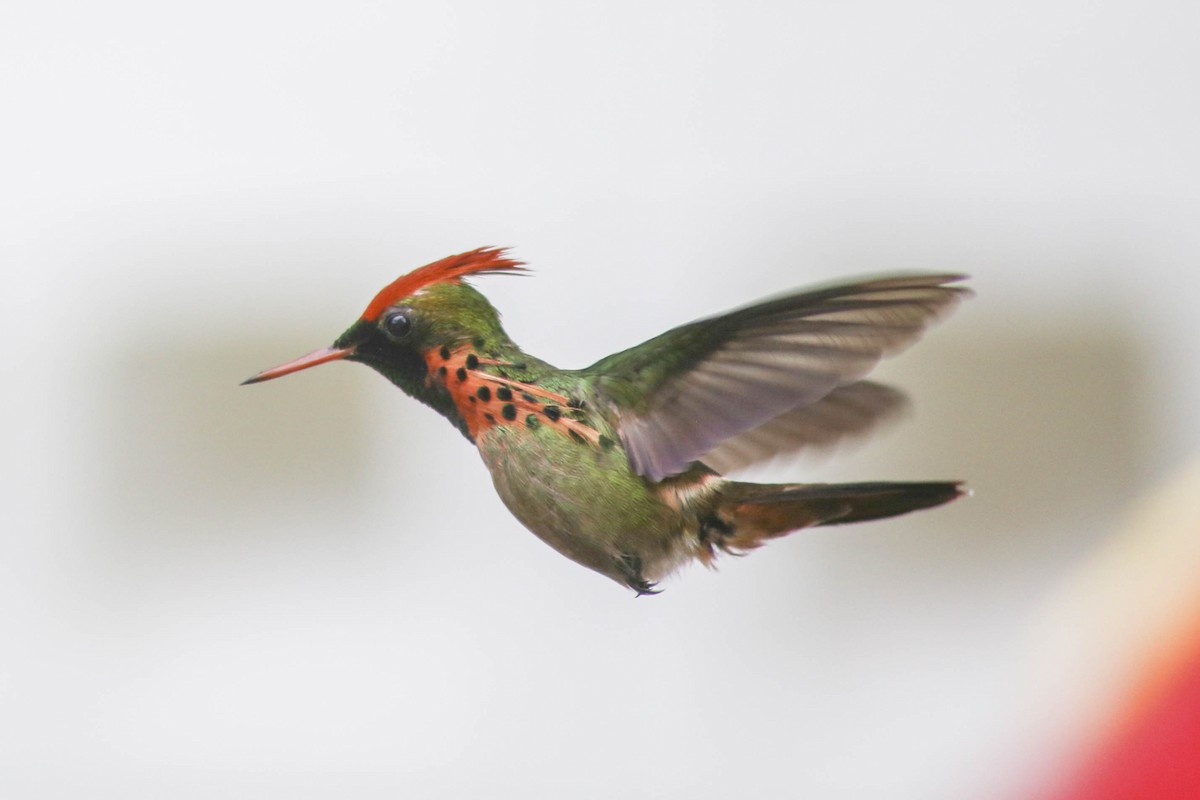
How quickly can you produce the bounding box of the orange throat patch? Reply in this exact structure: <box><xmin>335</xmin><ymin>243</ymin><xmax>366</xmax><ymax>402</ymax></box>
<box><xmin>424</xmin><ymin>344</ymin><xmax>602</xmax><ymax>446</ymax></box>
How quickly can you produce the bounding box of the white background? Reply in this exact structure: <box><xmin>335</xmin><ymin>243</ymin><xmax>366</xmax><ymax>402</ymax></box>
<box><xmin>4</xmin><ymin>1</ymin><xmax>1199</xmax><ymax>798</ymax></box>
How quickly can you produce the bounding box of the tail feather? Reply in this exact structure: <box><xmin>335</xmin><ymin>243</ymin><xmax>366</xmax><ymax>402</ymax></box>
<box><xmin>716</xmin><ymin>480</ymin><xmax>963</xmax><ymax>551</ymax></box>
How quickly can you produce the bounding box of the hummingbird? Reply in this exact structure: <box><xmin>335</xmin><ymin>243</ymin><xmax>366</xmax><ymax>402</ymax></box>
<box><xmin>243</xmin><ymin>247</ymin><xmax>970</xmax><ymax>594</ymax></box>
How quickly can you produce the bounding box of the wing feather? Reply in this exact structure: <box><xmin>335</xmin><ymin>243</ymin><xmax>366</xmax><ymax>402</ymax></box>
<box><xmin>587</xmin><ymin>273</ymin><xmax>969</xmax><ymax>480</ymax></box>
<box><xmin>697</xmin><ymin>381</ymin><xmax>908</xmax><ymax>475</ymax></box>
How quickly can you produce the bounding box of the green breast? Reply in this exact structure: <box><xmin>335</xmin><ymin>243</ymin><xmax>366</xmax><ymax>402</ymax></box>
<box><xmin>475</xmin><ymin>420</ymin><xmax>683</xmax><ymax>584</ymax></box>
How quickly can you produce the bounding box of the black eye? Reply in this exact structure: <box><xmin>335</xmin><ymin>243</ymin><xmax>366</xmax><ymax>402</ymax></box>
<box><xmin>382</xmin><ymin>310</ymin><xmax>412</xmax><ymax>340</ymax></box>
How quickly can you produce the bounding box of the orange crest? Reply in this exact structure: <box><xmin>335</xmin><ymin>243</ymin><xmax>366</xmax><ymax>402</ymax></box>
<box><xmin>360</xmin><ymin>247</ymin><xmax>527</xmax><ymax>322</ymax></box>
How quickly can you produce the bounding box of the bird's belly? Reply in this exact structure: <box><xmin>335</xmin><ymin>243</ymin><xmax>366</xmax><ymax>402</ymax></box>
<box><xmin>475</xmin><ymin>424</ymin><xmax>687</xmax><ymax>586</ymax></box>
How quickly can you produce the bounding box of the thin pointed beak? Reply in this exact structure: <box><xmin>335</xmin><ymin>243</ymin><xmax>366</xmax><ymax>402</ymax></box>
<box><xmin>240</xmin><ymin>345</ymin><xmax>355</xmax><ymax>385</ymax></box>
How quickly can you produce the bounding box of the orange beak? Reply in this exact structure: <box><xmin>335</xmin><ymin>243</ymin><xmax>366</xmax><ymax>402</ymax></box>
<box><xmin>240</xmin><ymin>345</ymin><xmax>355</xmax><ymax>385</ymax></box>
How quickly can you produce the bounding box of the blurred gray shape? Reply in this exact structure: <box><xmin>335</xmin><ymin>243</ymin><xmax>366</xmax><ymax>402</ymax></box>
<box><xmin>92</xmin><ymin>334</ymin><xmax>375</xmax><ymax>542</ymax></box>
<box><xmin>784</xmin><ymin>314</ymin><xmax>1147</xmax><ymax>609</ymax></box>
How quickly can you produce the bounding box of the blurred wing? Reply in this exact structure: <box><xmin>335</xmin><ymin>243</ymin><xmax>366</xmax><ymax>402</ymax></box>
<box><xmin>587</xmin><ymin>273</ymin><xmax>970</xmax><ymax>480</ymax></box>
<box><xmin>697</xmin><ymin>380</ymin><xmax>908</xmax><ymax>475</ymax></box>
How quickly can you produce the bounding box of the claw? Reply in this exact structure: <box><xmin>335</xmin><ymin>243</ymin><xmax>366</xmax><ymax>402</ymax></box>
<box><xmin>617</xmin><ymin>553</ymin><xmax>662</xmax><ymax>597</ymax></box>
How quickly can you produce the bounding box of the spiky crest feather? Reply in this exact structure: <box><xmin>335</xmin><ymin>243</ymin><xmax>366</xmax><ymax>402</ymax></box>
<box><xmin>360</xmin><ymin>246</ymin><xmax>526</xmax><ymax>322</ymax></box>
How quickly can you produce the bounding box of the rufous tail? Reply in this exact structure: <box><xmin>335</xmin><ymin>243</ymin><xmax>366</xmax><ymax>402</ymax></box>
<box><xmin>713</xmin><ymin>480</ymin><xmax>964</xmax><ymax>552</ymax></box>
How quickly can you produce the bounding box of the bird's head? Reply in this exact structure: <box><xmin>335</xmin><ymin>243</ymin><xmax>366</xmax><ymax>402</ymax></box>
<box><xmin>242</xmin><ymin>247</ymin><xmax>525</xmax><ymax>389</ymax></box>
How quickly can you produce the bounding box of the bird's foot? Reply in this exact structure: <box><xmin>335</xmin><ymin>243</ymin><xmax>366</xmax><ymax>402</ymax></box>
<box><xmin>617</xmin><ymin>553</ymin><xmax>662</xmax><ymax>597</ymax></box>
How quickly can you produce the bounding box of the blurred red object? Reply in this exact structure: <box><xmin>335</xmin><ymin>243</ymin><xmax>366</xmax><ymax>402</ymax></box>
<box><xmin>1055</xmin><ymin>625</ymin><xmax>1200</xmax><ymax>800</ymax></box>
